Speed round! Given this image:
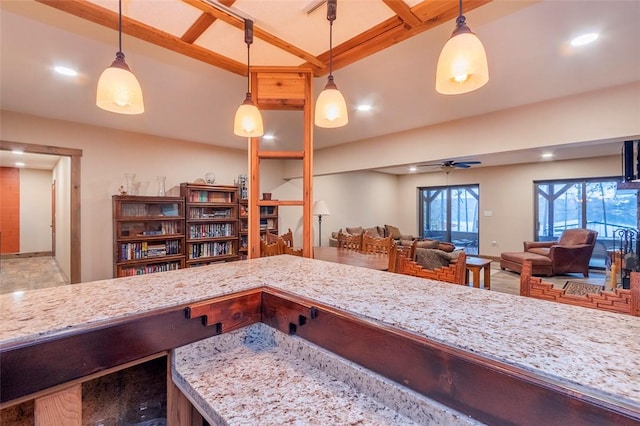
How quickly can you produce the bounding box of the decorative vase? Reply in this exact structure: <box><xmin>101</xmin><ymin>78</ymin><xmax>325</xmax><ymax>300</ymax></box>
<box><xmin>157</xmin><ymin>176</ymin><xmax>166</xmax><ymax>196</ymax></box>
<box><xmin>125</xmin><ymin>173</ymin><xmax>136</xmax><ymax>195</ymax></box>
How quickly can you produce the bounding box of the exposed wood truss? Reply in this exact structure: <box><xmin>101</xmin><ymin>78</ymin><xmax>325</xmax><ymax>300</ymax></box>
<box><xmin>35</xmin><ymin>0</ymin><xmax>492</xmax><ymax>77</ymax></box>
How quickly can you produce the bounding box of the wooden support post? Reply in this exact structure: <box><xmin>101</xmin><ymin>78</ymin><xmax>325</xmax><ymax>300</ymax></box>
<box><xmin>34</xmin><ymin>384</ymin><xmax>81</xmax><ymax>426</ymax></box>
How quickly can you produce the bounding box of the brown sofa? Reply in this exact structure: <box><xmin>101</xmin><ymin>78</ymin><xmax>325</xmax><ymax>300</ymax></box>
<box><xmin>329</xmin><ymin>224</ymin><xmax>415</xmax><ymax>247</ymax></box>
<box><xmin>500</xmin><ymin>228</ymin><xmax>598</xmax><ymax>277</ymax></box>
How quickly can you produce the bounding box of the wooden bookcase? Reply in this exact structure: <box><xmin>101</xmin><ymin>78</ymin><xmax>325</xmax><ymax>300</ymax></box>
<box><xmin>180</xmin><ymin>183</ymin><xmax>239</xmax><ymax>266</ymax></box>
<box><xmin>112</xmin><ymin>195</ymin><xmax>185</xmax><ymax>277</ymax></box>
<box><xmin>260</xmin><ymin>205</ymin><xmax>279</xmax><ymax>237</ymax></box>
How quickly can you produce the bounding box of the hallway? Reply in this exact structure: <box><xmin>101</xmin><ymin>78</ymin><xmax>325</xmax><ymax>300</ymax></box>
<box><xmin>0</xmin><ymin>256</ymin><xmax>69</xmax><ymax>294</ymax></box>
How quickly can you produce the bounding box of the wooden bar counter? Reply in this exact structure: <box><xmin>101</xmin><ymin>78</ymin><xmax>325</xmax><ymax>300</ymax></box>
<box><xmin>1</xmin><ymin>256</ymin><xmax>639</xmax><ymax>425</ymax></box>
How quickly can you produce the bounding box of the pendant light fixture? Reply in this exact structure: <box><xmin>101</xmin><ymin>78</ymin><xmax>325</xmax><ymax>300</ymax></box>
<box><xmin>96</xmin><ymin>0</ymin><xmax>144</xmax><ymax>114</ymax></box>
<box><xmin>234</xmin><ymin>19</ymin><xmax>264</xmax><ymax>137</ymax></box>
<box><xmin>435</xmin><ymin>0</ymin><xmax>488</xmax><ymax>95</ymax></box>
<box><xmin>315</xmin><ymin>0</ymin><xmax>348</xmax><ymax>128</ymax></box>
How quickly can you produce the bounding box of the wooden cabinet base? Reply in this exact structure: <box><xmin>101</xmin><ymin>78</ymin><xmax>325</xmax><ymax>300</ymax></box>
<box><xmin>34</xmin><ymin>385</ymin><xmax>81</xmax><ymax>426</ymax></box>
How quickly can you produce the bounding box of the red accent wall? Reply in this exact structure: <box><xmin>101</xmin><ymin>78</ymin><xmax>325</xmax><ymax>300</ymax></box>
<box><xmin>1</xmin><ymin>167</ymin><xmax>20</xmax><ymax>253</ymax></box>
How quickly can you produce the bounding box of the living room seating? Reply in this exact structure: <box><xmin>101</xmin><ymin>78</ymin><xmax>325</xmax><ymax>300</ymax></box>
<box><xmin>361</xmin><ymin>234</ymin><xmax>392</xmax><ymax>255</ymax></box>
<box><xmin>519</xmin><ymin>259</ymin><xmax>640</xmax><ymax>316</ymax></box>
<box><xmin>329</xmin><ymin>225</ymin><xmax>415</xmax><ymax>247</ymax></box>
<box><xmin>500</xmin><ymin>229</ymin><xmax>598</xmax><ymax>277</ymax></box>
<box><xmin>337</xmin><ymin>232</ymin><xmax>363</xmax><ymax>251</ymax></box>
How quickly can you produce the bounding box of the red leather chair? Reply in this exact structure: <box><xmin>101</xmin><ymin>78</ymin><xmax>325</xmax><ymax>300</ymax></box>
<box><xmin>524</xmin><ymin>229</ymin><xmax>598</xmax><ymax>277</ymax></box>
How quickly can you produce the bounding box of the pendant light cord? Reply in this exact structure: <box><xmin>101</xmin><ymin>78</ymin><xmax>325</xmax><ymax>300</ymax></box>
<box><xmin>456</xmin><ymin>0</ymin><xmax>465</xmax><ymax>27</ymax></box>
<box><xmin>329</xmin><ymin>20</ymin><xmax>334</xmax><ymax>78</ymax></box>
<box><xmin>118</xmin><ymin>0</ymin><xmax>122</xmax><ymax>53</ymax></box>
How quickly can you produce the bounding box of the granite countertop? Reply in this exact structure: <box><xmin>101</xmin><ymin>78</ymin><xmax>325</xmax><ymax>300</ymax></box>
<box><xmin>2</xmin><ymin>256</ymin><xmax>640</xmax><ymax>410</ymax></box>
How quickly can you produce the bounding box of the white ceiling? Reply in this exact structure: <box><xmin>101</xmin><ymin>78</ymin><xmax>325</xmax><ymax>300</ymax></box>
<box><xmin>1</xmin><ymin>0</ymin><xmax>639</xmax><ymax>173</ymax></box>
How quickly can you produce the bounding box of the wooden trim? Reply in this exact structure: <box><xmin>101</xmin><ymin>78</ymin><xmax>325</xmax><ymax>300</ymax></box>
<box><xmin>0</xmin><ymin>140</ymin><xmax>82</xmax><ymax>283</ymax></box>
<box><xmin>0</xmin><ymin>251</ymin><xmax>52</xmax><ymax>259</ymax></box>
<box><xmin>34</xmin><ymin>384</ymin><xmax>81</xmax><ymax>426</ymax></box>
<box><xmin>258</xmin><ymin>150</ymin><xmax>305</xmax><ymax>159</ymax></box>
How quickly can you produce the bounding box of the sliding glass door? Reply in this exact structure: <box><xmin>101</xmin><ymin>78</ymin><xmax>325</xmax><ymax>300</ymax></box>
<box><xmin>419</xmin><ymin>185</ymin><xmax>479</xmax><ymax>254</ymax></box>
<box><xmin>535</xmin><ymin>178</ymin><xmax>639</xmax><ymax>268</ymax></box>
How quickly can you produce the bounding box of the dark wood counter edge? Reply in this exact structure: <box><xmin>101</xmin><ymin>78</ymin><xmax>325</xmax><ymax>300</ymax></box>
<box><xmin>260</xmin><ymin>287</ymin><xmax>640</xmax><ymax>426</ymax></box>
<box><xmin>0</xmin><ymin>288</ymin><xmax>262</xmax><ymax>406</ymax></box>
<box><xmin>2</xmin><ymin>285</ymin><xmax>639</xmax><ymax>425</ymax></box>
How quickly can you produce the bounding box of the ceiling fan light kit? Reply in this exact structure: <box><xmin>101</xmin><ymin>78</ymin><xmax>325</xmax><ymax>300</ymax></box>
<box><xmin>96</xmin><ymin>0</ymin><xmax>144</xmax><ymax>115</ymax></box>
<box><xmin>315</xmin><ymin>0</ymin><xmax>349</xmax><ymax>128</ymax></box>
<box><xmin>436</xmin><ymin>0</ymin><xmax>489</xmax><ymax>95</ymax></box>
<box><xmin>234</xmin><ymin>19</ymin><xmax>264</xmax><ymax>138</ymax></box>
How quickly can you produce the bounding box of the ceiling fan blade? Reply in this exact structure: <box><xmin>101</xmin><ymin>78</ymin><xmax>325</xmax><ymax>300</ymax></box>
<box><xmin>454</xmin><ymin>163</ymin><xmax>471</xmax><ymax>168</ymax></box>
<box><xmin>455</xmin><ymin>161</ymin><xmax>482</xmax><ymax>166</ymax></box>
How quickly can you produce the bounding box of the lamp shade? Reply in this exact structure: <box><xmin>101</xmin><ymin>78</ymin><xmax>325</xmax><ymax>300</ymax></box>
<box><xmin>313</xmin><ymin>200</ymin><xmax>331</xmax><ymax>216</ymax></box>
<box><xmin>436</xmin><ymin>28</ymin><xmax>488</xmax><ymax>95</ymax></box>
<box><xmin>234</xmin><ymin>93</ymin><xmax>264</xmax><ymax>137</ymax></box>
<box><xmin>96</xmin><ymin>53</ymin><xmax>144</xmax><ymax>114</ymax></box>
<box><xmin>315</xmin><ymin>78</ymin><xmax>348</xmax><ymax>128</ymax></box>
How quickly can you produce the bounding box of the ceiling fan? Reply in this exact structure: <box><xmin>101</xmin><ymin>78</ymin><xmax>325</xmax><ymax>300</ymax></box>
<box><xmin>417</xmin><ymin>160</ymin><xmax>482</xmax><ymax>172</ymax></box>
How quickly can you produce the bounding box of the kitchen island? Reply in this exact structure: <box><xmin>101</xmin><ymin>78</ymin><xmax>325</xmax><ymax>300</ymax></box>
<box><xmin>1</xmin><ymin>255</ymin><xmax>639</xmax><ymax>424</ymax></box>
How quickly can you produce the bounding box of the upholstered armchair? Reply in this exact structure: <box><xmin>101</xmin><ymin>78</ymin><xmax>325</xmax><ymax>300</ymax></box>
<box><xmin>524</xmin><ymin>229</ymin><xmax>598</xmax><ymax>277</ymax></box>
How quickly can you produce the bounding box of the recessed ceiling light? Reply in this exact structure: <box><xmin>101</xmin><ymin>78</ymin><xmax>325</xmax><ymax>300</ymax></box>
<box><xmin>356</xmin><ymin>104</ymin><xmax>372</xmax><ymax>112</ymax></box>
<box><xmin>409</xmin><ymin>166</ymin><xmax>417</xmax><ymax>172</ymax></box>
<box><xmin>54</xmin><ymin>65</ymin><xmax>79</xmax><ymax>77</ymax></box>
<box><xmin>12</xmin><ymin>149</ymin><xmax>24</xmax><ymax>155</ymax></box>
<box><xmin>570</xmin><ymin>32</ymin><xmax>599</xmax><ymax>47</ymax></box>
<box><xmin>542</xmin><ymin>152</ymin><xmax>554</xmax><ymax>159</ymax></box>
<box><xmin>262</xmin><ymin>134</ymin><xmax>275</xmax><ymax>140</ymax></box>
<box><xmin>15</xmin><ymin>162</ymin><xmax>26</xmax><ymax>167</ymax></box>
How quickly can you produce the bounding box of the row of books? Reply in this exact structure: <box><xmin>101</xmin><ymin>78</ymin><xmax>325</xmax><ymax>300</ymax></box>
<box><xmin>188</xmin><ymin>191</ymin><xmax>233</xmax><ymax>203</ymax></box>
<box><xmin>120</xmin><ymin>240</ymin><xmax>181</xmax><ymax>261</ymax></box>
<box><xmin>121</xmin><ymin>203</ymin><xmax>181</xmax><ymax>217</ymax></box>
<box><xmin>188</xmin><ymin>223</ymin><xmax>235</xmax><ymax>239</ymax></box>
<box><xmin>188</xmin><ymin>241</ymin><xmax>234</xmax><ymax>259</ymax></box>
<box><xmin>189</xmin><ymin>207</ymin><xmax>234</xmax><ymax>219</ymax></box>
<box><xmin>118</xmin><ymin>261</ymin><xmax>181</xmax><ymax>277</ymax></box>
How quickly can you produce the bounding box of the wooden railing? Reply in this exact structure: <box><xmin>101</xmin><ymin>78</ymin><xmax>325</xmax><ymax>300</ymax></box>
<box><xmin>519</xmin><ymin>260</ymin><xmax>640</xmax><ymax>316</ymax></box>
<box><xmin>393</xmin><ymin>248</ymin><xmax>467</xmax><ymax>285</ymax></box>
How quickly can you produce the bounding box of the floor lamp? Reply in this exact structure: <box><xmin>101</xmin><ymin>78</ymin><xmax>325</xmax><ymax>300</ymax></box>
<box><xmin>313</xmin><ymin>200</ymin><xmax>331</xmax><ymax>247</ymax></box>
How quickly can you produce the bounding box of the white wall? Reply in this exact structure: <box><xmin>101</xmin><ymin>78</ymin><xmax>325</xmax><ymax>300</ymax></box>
<box><xmin>53</xmin><ymin>156</ymin><xmax>71</xmax><ymax>281</ymax></box>
<box><xmin>1</xmin><ymin>111</ymin><xmax>258</xmax><ymax>282</ymax></box>
<box><xmin>397</xmin><ymin>155</ymin><xmax>621</xmax><ymax>256</ymax></box>
<box><xmin>19</xmin><ymin>168</ymin><xmax>52</xmax><ymax>253</ymax></box>
<box><xmin>273</xmin><ymin>171</ymin><xmax>399</xmax><ymax>247</ymax></box>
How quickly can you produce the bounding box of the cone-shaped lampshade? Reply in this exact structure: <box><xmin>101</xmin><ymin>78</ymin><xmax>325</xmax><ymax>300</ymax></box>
<box><xmin>96</xmin><ymin>52</ymin><xmax>144</xmax><ymax>114</ymax></box>
<box><xmin>436</xmin><ymin>24</ymin><xmax>488</xmax><ymax>95</ymax></box>
<box><xmin>234</xmin><ymin>93</ymin><xmax>264</xmax><ymax>137</ymax></box>
<box><xmin>315</xmin><ymin>76</ymin><xmax>348</xmax><ymax>128</ymax></box>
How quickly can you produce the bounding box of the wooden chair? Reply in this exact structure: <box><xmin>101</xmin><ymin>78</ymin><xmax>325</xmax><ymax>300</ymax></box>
<box><xmin>260</xmin><ymin>239</ymin><xmax>284</xmax><ymax>257</ymax></box>
<box><xmin>361</xmin><ymin>234</ymin><xmax>392</xmax><ymax>255</ymax></box>
<box><xmin>280</xmin><ymin>228</ymin><xmax>294</xmax><ymax>248</ymax></box>
<box><xmin>283</xmin><ymin>245</ymin><xmax>303</xmax><ymax>257</ymax></box>
<box><xmin>519</xmin><ymin>260</ymin><xmax>640</xmax><ymax>316</ymax></box>
<box><xmin>264</xmin><ymin>230</ymin><xmax>279</xmax><ymax>244</ymax></box>
<box><xmin>337</xmin><ymin>232</ymin><xmax>362</xmax><ymax>251</ymax></box>
<box><xmin>395</xmin><ymin>248</ymin><xmax>467</xmax><ymax>285</ymax></box>
<box><xmin>388</xmin><ymin>241</ymin><xmax>417</xmax><ymax>273</ymax></box>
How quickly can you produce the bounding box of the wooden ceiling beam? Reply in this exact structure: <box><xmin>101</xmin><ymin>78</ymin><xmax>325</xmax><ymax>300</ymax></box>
<box><xmin>181</xmin><ymin>12</ymin><xmax>216</xmax><ymax>44</ymax></box>
<box><xmin>183</xmin><ymin>0</ymin><xmax>325</xmax><ymax>72</ymax></box>
<box><xmin>36</xmin><ymin>0</ymin><xmax>246</xmax><ymax>75</ymax></box>
<box><xmin>382</xmin><ymin>0</ymin><xmax>422</xmax><ymax>28</ymax></box>
<box><xmin>310</xmin><ymin>0</ymin><xmax>492</xmax><ymax>76</ymax></box>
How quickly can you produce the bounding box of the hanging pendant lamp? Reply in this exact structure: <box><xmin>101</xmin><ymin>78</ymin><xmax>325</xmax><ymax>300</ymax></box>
<box><xmin>234</xmin><ymin>19</ymin><xmax>264</xmax><ymax>137</ymax></box>
<box><xmin>315</xmin><ymin>0</ymin><xmax>348</xmax><ymax>128</ymax></box>
<box><xmin>96</xmin><ymin>0</ymin><xmax>144</xmax><ymax>114</ymax></box>
<box><xmin>435</xmin><ymin>0</ymin><xmax>488</xmax><ymax>95</ymax></box>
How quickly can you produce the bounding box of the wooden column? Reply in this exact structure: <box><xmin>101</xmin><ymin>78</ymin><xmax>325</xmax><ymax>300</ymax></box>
<box><xmin>248</xmin><ymin>67</ymin><xmax>314</xmax><ymax>258</ymax></box>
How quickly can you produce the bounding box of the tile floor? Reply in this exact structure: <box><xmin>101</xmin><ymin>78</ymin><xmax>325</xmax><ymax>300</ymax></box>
<box><xmin>0</xmin><ymin>256</ymin><xmax>69</xmax><ymax>294</ymax></box>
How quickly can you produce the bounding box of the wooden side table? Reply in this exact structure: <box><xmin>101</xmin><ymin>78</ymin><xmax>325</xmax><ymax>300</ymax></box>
<box><xmin>465</xmin><ymin>257</ymin><xmax>492</xmax><ymax>289</ymax></box>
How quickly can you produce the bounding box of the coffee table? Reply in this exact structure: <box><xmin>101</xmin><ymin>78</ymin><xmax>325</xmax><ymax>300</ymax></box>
<box><xmin>465</xmin><ymin>257</ymin><xmax>492</xmax><ymax>289</ymax></box>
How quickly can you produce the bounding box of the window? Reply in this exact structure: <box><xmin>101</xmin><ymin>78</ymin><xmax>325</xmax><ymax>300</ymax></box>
<box><xmin>419</xmin><ymin>185</ymin><xmax>479</xmax><ymax>254</ymax></box>
<box><xmin>535</xmin><ymin>177</ymin><xmax>639</xmax><ymax>268</ymax></box>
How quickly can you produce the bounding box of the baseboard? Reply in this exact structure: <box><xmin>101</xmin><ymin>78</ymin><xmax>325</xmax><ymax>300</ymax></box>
<box><xmin>1</xmin><ymin>251</ymin><xmax>53</xmax><ymax>259</ymax></box>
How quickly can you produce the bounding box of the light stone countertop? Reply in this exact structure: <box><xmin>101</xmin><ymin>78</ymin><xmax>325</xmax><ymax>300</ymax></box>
<box><xmin>2</xmin><ymin>255</ymin><xmax>639</xmax><ymax>411</ymax></box>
